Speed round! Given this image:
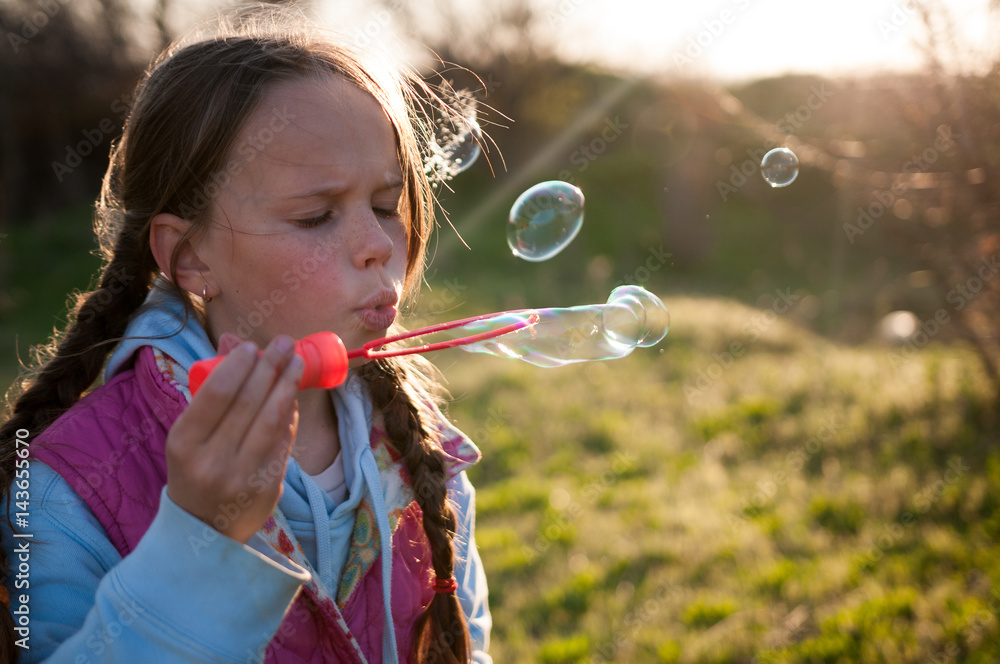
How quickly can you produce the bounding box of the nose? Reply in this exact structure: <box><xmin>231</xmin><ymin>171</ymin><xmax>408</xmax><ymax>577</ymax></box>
<box><xmin>351</xmin><ymin>207</ymin><xmax>395</xmax><ymax>270</ymax></box>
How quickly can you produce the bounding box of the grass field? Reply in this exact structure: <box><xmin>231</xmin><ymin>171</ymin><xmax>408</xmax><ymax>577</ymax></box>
<box><xmin>2</xmin><ymin>199</ymin><xmax>998</xmax><ymax>663</ymax></box>
<box><xmin>435</xmin><ymin>295</ymin><xmax>1000</xmax><ymax>663</ymax></box>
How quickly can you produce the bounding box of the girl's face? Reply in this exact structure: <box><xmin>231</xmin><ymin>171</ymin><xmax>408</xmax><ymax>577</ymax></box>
<box><xmin>196</xmin><ymin>75</ymin><xmax>409</xmax><ymax>354</ymax></box>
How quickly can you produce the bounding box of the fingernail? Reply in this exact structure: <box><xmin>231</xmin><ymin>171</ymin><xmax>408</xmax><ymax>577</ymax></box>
<box><xmin>237</xmin><ymin>342</ymin><xmax>257</xmax><ymax>356</ymax></box>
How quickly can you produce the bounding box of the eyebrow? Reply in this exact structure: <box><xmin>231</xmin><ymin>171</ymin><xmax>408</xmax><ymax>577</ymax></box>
<box><xmin>282</xmin><ymin>175</ymin><xmax>405</xmax><ymax>200</ymax></box>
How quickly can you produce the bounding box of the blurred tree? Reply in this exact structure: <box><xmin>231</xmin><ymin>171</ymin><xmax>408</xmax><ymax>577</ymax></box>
<box><xmin>668</xmin><ymin>0</ymin><xmax>1000</xmax><ymax>401</ymax></box>
<box><xmin>0</xmin><ymin>0</ymin><xmax>180</xmax><ymax>313</ymax></box>
<box><xmin>0</xmin><ymin>0</ymin><xmax>153</xmax><ymax>223</ymax></box>
<box><xmin>856</xmin><ymin>1</ymin><xmax>1000</xmax><ymax>399</ymax></box>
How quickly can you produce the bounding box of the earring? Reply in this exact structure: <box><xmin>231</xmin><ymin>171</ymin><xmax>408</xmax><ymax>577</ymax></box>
<box><xmin>202</xmin><ymin>284</ymin><xmax>212</xmax><ymax>303</ymax></box>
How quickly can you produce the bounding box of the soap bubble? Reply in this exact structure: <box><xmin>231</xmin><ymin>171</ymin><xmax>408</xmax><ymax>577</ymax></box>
<box><xmin>432</xmin><ymin>118</ymin><xmax>482</xmax><ymax>177</ymax></box>
<box><xmin>606</xmin><ymin>285</ymin><xmax>670</xmax><ymax>347</ymax></box>
<box><xmin>507</xmin><ymin>181</ymin><xmax>585</xmax><ymax>262</ymax></box>
<box><xmin>425</xmin><ymin>90</ymin><xmax>483</xmax><ymax>181</ymax></box>
<box><xmin>761</xmin><ymin>147</ymin><xmax>799</xmax><ymax>188</ymax></box>
<box><xmin>452</xmin><ymin>285</ymin><xmax>669</xmax><ymax>368</ymax></box>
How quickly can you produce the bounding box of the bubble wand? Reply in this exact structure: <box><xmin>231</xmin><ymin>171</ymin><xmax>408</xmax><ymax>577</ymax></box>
<box><xmin>188</xmin><ymin>285</ymin><xmax>668</xmax><ymax>394</ymax></box>
<box><xmin>188</xmin><ymin>313</ymin><xmax>538</xmax><ymax>394</ymax></box>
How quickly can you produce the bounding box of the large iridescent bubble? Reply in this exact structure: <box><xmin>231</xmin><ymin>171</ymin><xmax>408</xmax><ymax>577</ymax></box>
<box><xmin>436</xmin><ymin>285</ymin><xmax>669</xmax><ymax>368</ymax></box>
<box><xmin>507</xmin><ymin>181</ymin><xmax>585</xmax><ymax>262</ymax></box>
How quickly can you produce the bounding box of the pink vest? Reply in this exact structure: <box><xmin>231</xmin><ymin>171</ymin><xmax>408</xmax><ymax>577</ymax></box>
<box><xmin>33</xmin><ymin>346</ymin><xmax>477</xmax><ymax>663</ymax></box>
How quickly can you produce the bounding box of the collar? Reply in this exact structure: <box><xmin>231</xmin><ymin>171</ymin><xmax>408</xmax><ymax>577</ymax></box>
<box><xmin>104</xmin><ymin>277</ymin><xmax>400</xmax><ymax>664</ymax></box>
<box><xmin>105</xmin><ymin>278</ymin><xmax>216</xmax><ymax>381</ymax></box>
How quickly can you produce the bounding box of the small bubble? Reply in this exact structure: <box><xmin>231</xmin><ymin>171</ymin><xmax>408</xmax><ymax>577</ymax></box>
<box><xmin>761</xmin><ymin>147</ymin><xmax>799</xmax><ymax>188</ymax></box>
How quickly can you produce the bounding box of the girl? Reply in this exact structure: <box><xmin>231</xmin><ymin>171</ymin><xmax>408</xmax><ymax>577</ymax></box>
<box><xmin>0</xmin><ymin>7</ymin><xmax>491</xmax><ymax>664</ymax></box>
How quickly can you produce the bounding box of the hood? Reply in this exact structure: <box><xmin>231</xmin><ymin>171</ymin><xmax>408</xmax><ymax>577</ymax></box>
<box><xmin>106</xmin><ymin>278</ymin><xmax>401</xmax><ymax>664</ymax></box>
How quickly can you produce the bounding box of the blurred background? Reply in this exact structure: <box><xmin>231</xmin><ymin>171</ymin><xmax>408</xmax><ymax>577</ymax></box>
<box><xmin>2</xmin><ymin>0</ymin><xmax>1000</xmax><ymax>661</ymax></box>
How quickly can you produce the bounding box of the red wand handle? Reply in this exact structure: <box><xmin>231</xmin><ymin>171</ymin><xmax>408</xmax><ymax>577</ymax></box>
<box><xmin>189</xmin><ymin>331</ymin><xmax>348</xmax><ymax>395</ymax></box>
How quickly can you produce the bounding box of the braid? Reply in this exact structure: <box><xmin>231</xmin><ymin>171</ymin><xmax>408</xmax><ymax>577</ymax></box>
<box><xmin>1</xmin><ymin>222</ymin><xmax>157</xmax><ymax>490</ymax></box>
<box><xmin>361</xmin><ymin>357</ymin><xmax>471</xmax><ymax>664</ymax></box>
<box><xmin>0</xmin><ymin>212</ymin><xmax>158</xmax><ymax>653</ymax></box>
<box><xmin>0</xmin><ymin>18</ymin><xmax>481</xmax><ymax>661</ymax></box>
<box><xmin>1</xmin><ymin>223</ymin><xmax>155</xmax><ymax>438</ymax></box>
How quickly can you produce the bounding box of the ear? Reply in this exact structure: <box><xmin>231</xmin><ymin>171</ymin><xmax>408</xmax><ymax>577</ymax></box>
<box><xmin>149</xmin><ymin>212</ymin><xmax>210</xmax><ymax>297</ymax></box>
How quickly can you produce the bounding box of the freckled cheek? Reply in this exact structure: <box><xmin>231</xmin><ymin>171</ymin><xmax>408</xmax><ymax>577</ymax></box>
<box><xmin>389</xmin><ymin>226</ymin><xmax>409</xmax><ymax>264</ymax></box>
<box><xmin>282</xmin><ymin>244</ymin><xmax>349</xmax><ymax>291</ymax></box>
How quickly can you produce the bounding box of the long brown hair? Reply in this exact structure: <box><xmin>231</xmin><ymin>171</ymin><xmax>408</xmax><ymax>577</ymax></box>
<box><xmin>1</xmin><ymin>6</ymin><xmax>472</xmax><ymax>662</ymax></box>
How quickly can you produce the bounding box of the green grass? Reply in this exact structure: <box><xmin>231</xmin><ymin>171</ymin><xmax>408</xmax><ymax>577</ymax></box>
<box><xmin>3</xmin><ymin>201</ymin><xmax>999</xmax><ymax>662</ymax></box>
<box><xmin>434</xmin><ymin>296</ymin><xmax>1000</xmax><ymax>663</ymax></box>
<box><xmin>0</xmin><ymin>202</ymin><xmax>103</xmax><ymax>391</ymax></box>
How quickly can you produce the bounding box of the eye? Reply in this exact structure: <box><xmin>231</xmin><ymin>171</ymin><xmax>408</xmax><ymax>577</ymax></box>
<box><xmin>374</xmin><ymin>207</ymin><xmax>400</xmax><ymax>219</ymax></box>
<box><xmin>293</xmin><ymin>210</ymin><xmax>332</xmax><ymax>228</ymax></box>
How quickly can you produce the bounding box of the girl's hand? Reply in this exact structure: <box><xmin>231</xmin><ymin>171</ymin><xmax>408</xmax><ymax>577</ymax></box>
<box><xmin>166</xmin><ymin>334</ymin><xmax>304</xmax><ymax>544</ymax></box>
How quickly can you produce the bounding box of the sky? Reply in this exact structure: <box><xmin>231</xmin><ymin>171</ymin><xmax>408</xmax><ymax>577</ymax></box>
<box><xmin>157</xmin><ymin>0</ymin><xmax>997</xmax><ymax>82</ymax></box>
<box><xmin>548</xmin><ymin>0</ymin><xmax>997</xmax><ymax>82</ymax></box>
<box><xmin>300</xmin><ymin>0</ymin><xmax>997</xmax><ymax>83</ymax></box>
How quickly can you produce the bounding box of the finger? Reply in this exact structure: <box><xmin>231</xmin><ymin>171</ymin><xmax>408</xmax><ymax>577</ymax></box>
<box><xmin>238</xmin><ymin>350</ymin><xmax>304</xmax><ymax>467</ymax></box>
<box><xmin>269</xmin><ymin>401</ymin><xmax>298</xmax><ymax>504</ymax></box>
<box><xmin>266</xmin><ymin>390</ymin><xmax>298</xmax><ymax>464</ymax></box>
<box><xmin>172</xmin><ymin>341</ymin><xmax>260</xmax><ymax>451</ymax></box>
<box><xmin>209</xmin><ymin>335</ymin><xmax>298</xmax><ymax>450</ymax></box>
<box><xmin>265</xmin><ymin>398</ymin><xmax>299</xmax><ymax>496</ymax></box>
<box><xmin>281</xmin><ymin>398</ymin><xmax>300</xmax><ymax>459</ymax></box>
